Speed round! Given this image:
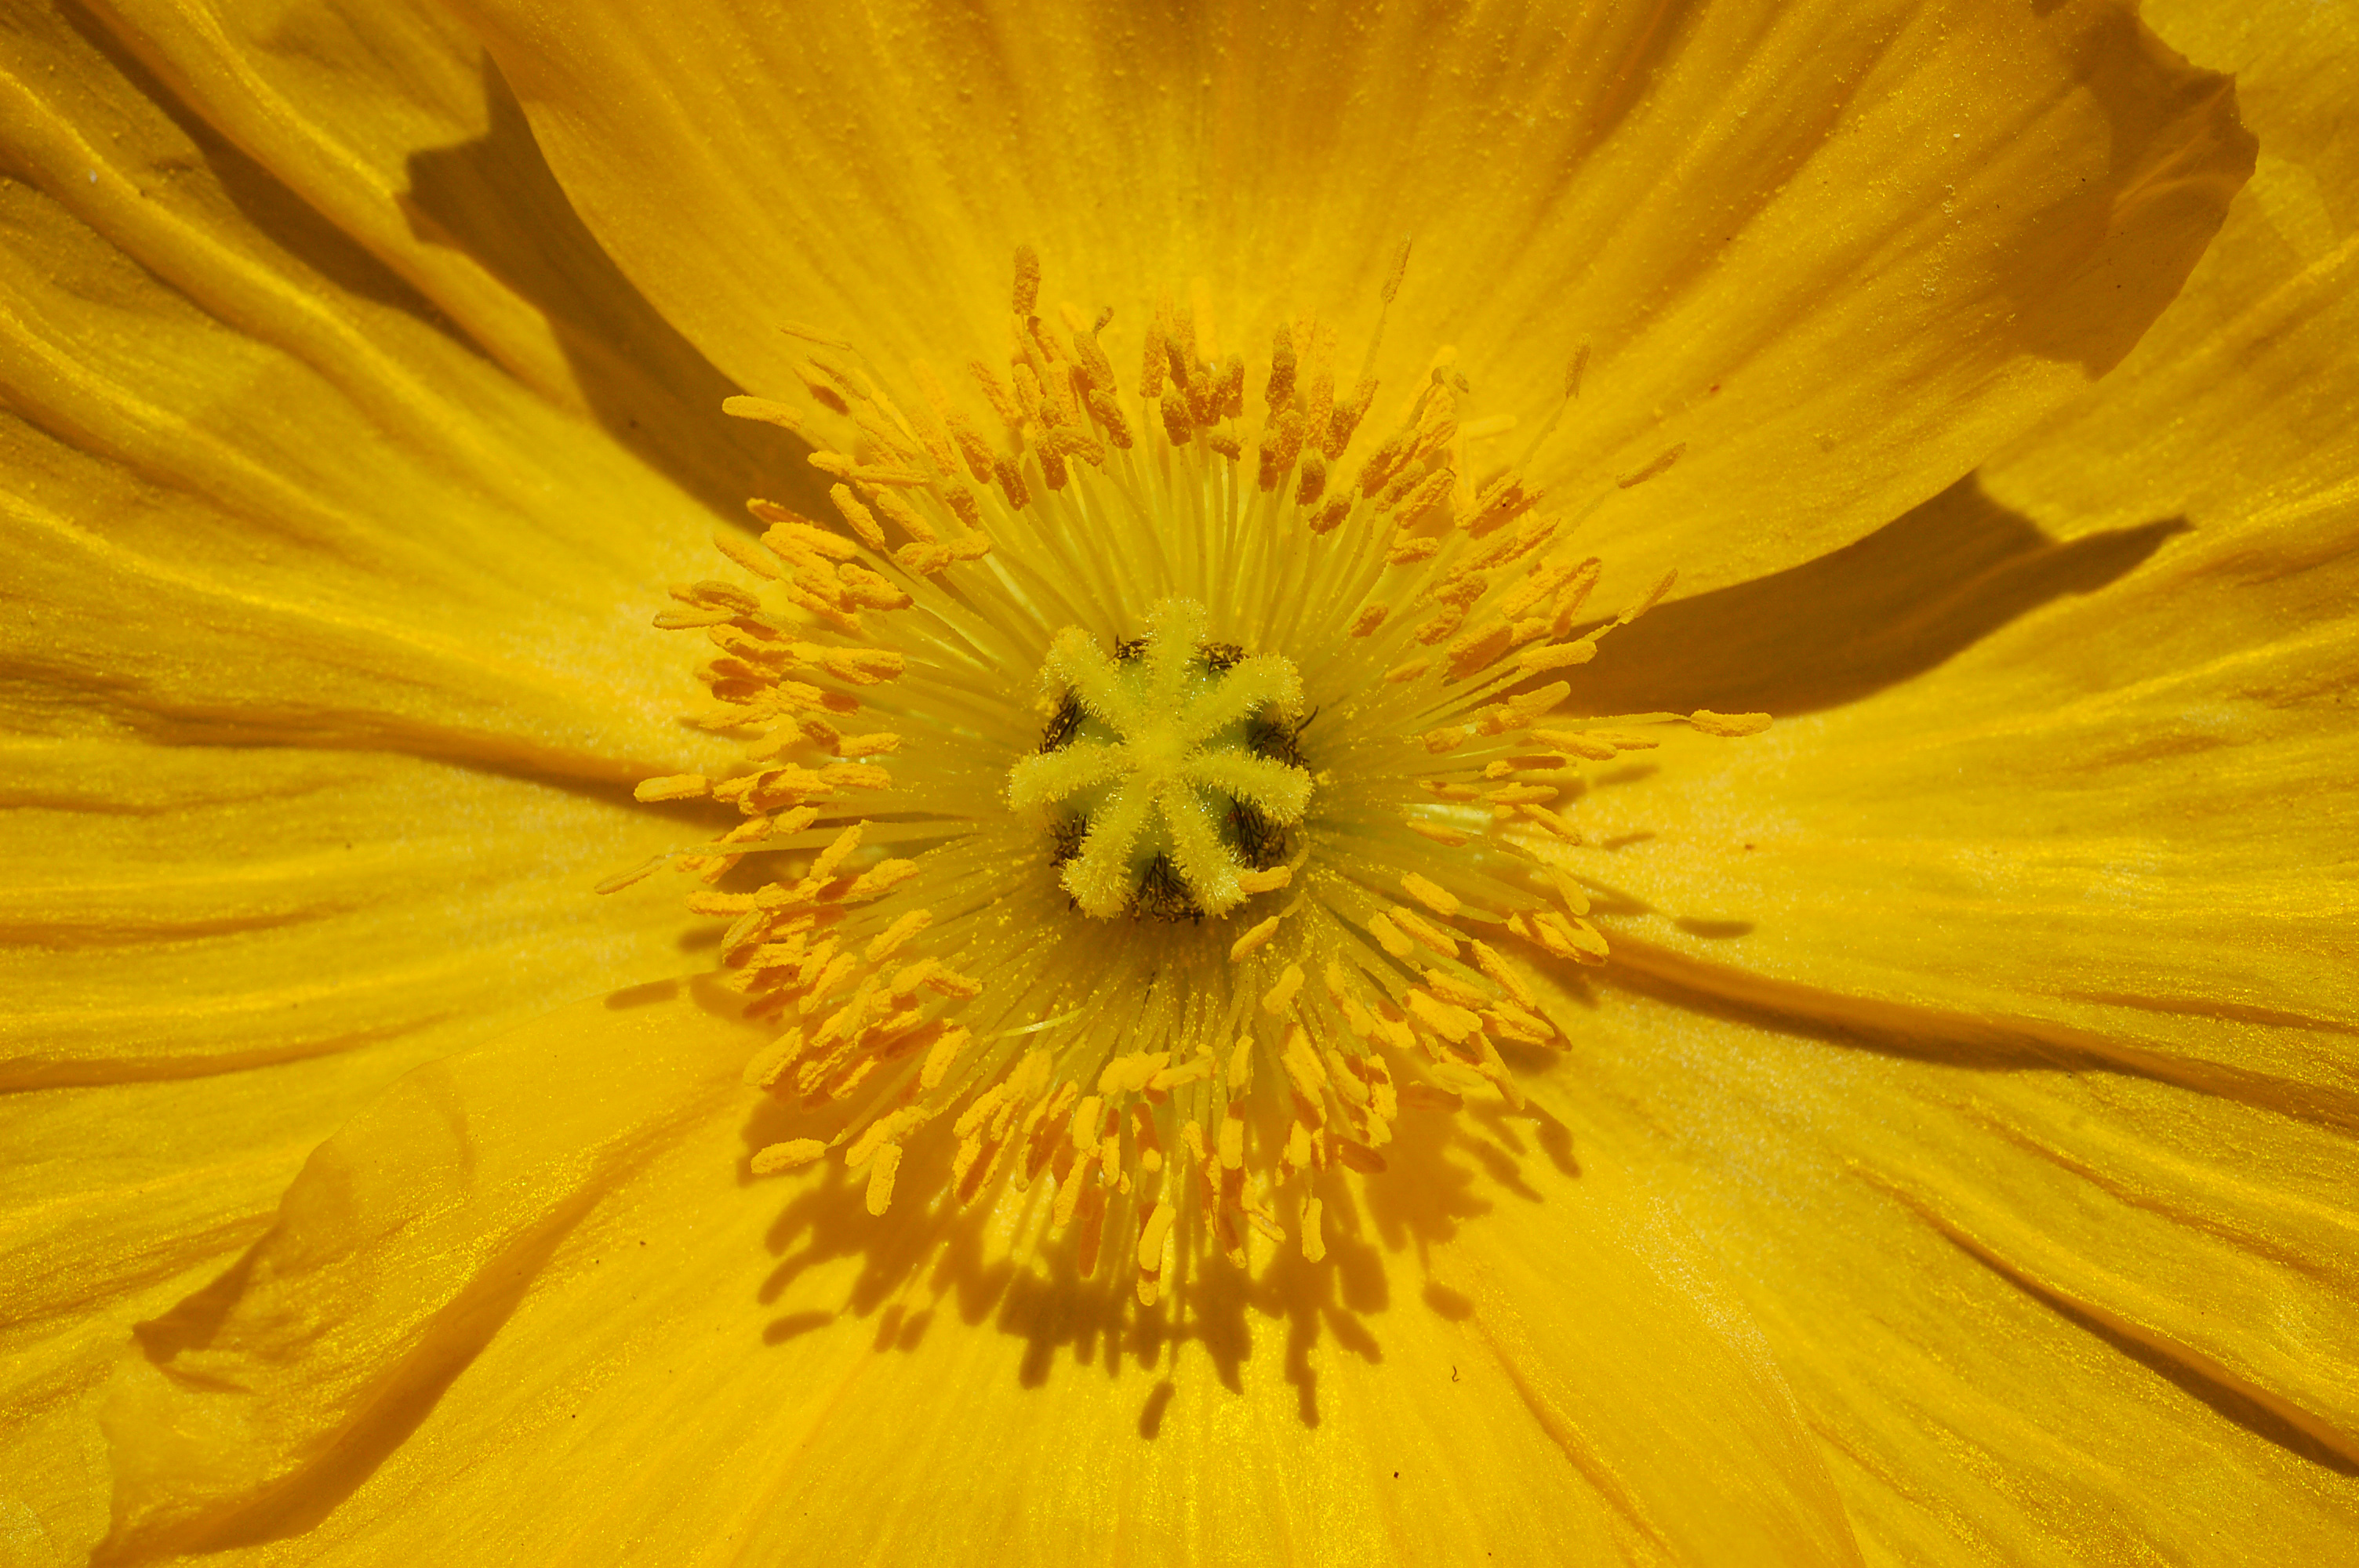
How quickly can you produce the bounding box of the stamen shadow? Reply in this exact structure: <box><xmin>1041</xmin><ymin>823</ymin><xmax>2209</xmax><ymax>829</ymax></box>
<box><xmin>739</xmin><ymin>1073</ymin><xmax>1512</xmax><ymax>1432</ymax></box>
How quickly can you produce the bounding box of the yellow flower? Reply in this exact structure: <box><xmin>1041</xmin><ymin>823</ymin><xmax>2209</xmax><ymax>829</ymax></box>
<box><xmin>3</xmin><ymin>0</ymin><xmax>2354</xmax><ymax>1563</ymax></box>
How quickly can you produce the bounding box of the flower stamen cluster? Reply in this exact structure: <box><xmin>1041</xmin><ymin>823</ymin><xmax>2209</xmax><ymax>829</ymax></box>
<box><xmin>615</xmin><ymin>249</ymin><xmax>1768</xmax><ymax>1305</ymax></box>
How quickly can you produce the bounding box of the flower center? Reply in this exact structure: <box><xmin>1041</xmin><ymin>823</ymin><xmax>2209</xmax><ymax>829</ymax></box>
<box><xmin>1008</xmin><ymin>599</ymin><xmax>1311</xmax><ymax>919</ymax></box>
<box><xmin>616</xmin><ymin>247</ymin><xmax>1768</xmax><ymax>1312</ymax></box>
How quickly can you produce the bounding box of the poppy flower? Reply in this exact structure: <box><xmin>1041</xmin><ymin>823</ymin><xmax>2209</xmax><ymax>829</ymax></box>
<box><xmin>3</xmin><ymin>0</ymin><xmax>2353</xmax><ymax>1563</ymax></box>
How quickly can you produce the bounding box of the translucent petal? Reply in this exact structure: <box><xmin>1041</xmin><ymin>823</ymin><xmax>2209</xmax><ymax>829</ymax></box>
<box><xmin>452</xmin><ymin>0</ymin><xmax>2248</xmax><ymax>594</ymax></box>
<box><xmin>1564</xmin><ymin>201</ymin><xmax>2359</xmax><ymax>1140</ymax></box>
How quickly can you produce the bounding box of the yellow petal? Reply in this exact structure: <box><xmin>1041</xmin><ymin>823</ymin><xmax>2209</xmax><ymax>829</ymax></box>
<box><xmin>1</xmin><ymin>731</ymin><xmax>729</xmax><ymax>1560</ymax></box>
<box><xmin>1426</xmin><ymin>1152</ymin><xmax>1861</xmax><ymax>1566</ymax></box>
<box><xmin>93</xmin><ymin>1009</ymin><xmax>1856</xmax><ymax>1565</ymax></box>
<box><xmin>454</xmin><ymin>0</ymin><xmax>2247</xmax><ymax>594</ymax></box>
<box><xmin>95</xmin><ymin>985</ymin><xmax>758</xmax><ymax>1560</ymax></box>
<box><xmin>1558</xmin><ymin>0</ymin><xmax>2359</xmax><ymax>1115</ymax></box>
<box><xmin>1854</xmin><ymin>1071</ymin><xmax>2359</xmax><ymax>1463</ymax></box>
<box><xmin>0</xmin><ymin>736</ymin><xmax>707</xmax><ymax>1085</ymax></box>
<box><xmin>78</xmin><ymin>0</ymin><xmax>801</xmax><ymax>519</ymax></box>
<box><xmin>0</xmin><ymin>10</ymin><xmax>758</xmax><ymax>777</ymax></box>
<box><xmin>1573</xmin><ymin>630</ymin><xmax>2358</xmax><ymax>1118</ymax></box>
<box><xmin>1529</xmin><ymin>987</ymin><xmax>2359</xmax><ymax>1563</ymax></box>
<box><xmin>1522</xmin><ymin>7</ymin><xmax>2359</xmax><ymax>1548</ymax></box>
<box><xmin>1566</xmin><ymin>246</ymin><xmax>2359</xmax><ymax>1122</ymax></box>
<box><xmin>79</xmin><ymin>0</ymin><xmax>572</xmax><ymax>405</ymax></box>
<box><xmin>0</xmin><ymin>726</ymin><xmax>726</xmax><ymax>1553</ymax></box>
<box><xmin>1979</xmin><ymin>0</ymin><xmax>2359</xmax><ymax>543</ymax></box>
<box><xmin>1</xmin><ymin>1044</ymin><xmax>446</xmax><ymax>1563</ymax></box>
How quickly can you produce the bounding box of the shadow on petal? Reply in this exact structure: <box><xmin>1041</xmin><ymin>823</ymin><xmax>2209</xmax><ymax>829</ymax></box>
<box><xmin>1561</xmin><ymin>472</ymin><xmax>2186</xmax><ymax>720</ymax></box>
<box><xmin>2000</xmin><ymin>8</ymin><xmax>2257</xmax><ymax>377</ymax></box>
<box><xmin>1605</xmin><ymin>938</ymin><xmax>2165</xmax><ymax>1076</ymax></box>
<box><xmin>401</xmin><ymin>57</ymin><xmax>834</xmax><ymax>525</ymax></box>
<box><xmin>740</xmin><ymin>1084</ymin><xmax>1514</xmax><ymax>1425</ymax></box>
<box><xmin>1962</xmin><ymin>1244</ymin><xmax>2359</xmax><ymax>1478</ymax></box>
<box><xmin>1604</xmin><ymin>941</ymin><xmax>2359</xmax><ymax>1142</ymax></box>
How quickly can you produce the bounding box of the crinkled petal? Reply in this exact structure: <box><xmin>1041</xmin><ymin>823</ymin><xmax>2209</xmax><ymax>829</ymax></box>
<box><xmin>1556</xmin><ymin>0</ymin><xmax>2359</xmax><ymax>1124</ymax></box>
<box><xmin>0</xmin><ymin>734</ymin><xmax>728</xmax><ymax>1559</ymax></box>
<box><xmin>0</xmin><ymin>1046</ymin><xmax>448</xmax><ymax>1563</ymax></box>
<box><xmin>93</xmin><ymin>986</ymin><xmax>759</xmax><ymax>1562</ymax></box>
<box><xmin>0</xmin><ymin>737</ymin><xmax>708</xmax><ymax>1086</ymax></box>
<box><xmin>1529</xmin><ymin>6</ymin><xmax>2359</xmax><ymax>1548</ymax></box>
<box><xmin>1979</xmin><ymin>0</ymin><xmax>2359</xmax><ymax>542</ymax></box>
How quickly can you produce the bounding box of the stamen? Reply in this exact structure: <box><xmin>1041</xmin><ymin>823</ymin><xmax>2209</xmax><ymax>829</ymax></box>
<box><xmin>1616</xmin><ymin>442</ymin><xmax>1688</xmax><ymax>489</ymax></box>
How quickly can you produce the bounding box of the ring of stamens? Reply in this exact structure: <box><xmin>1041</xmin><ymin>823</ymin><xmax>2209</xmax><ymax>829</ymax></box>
<box><xmin>617</xmin><ymin>245</ymin><xmax>1772</xmax><ymax>1310</ymax></box>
